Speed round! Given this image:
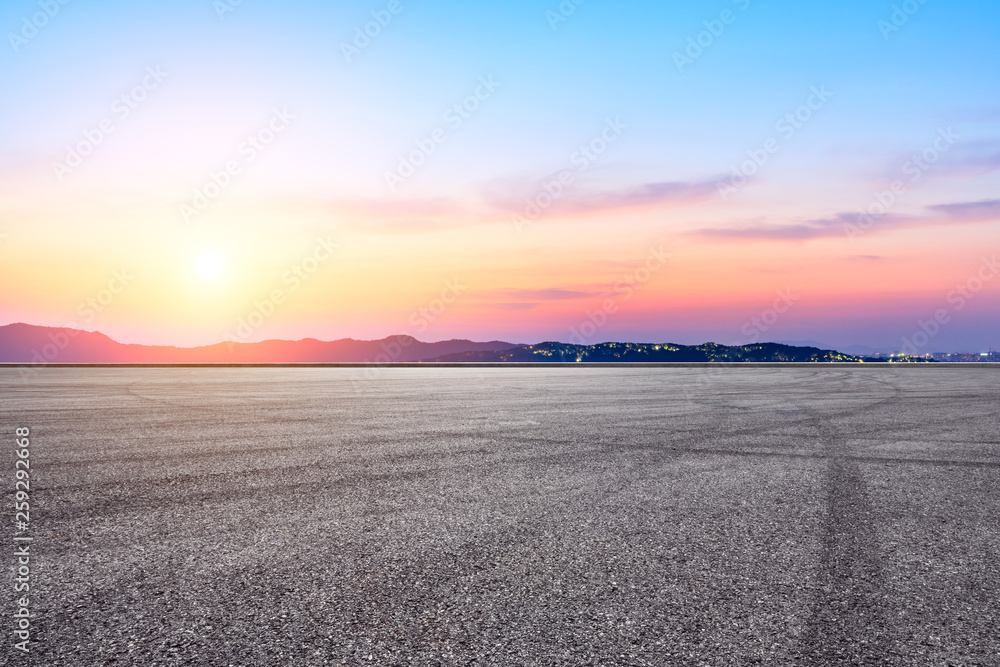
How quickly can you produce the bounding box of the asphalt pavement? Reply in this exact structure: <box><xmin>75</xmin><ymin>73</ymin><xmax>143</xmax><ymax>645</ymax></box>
<box><xmin>2</xmin><ymin>366</ymin><xmax>998</xmax><ymax>665</ymax></box>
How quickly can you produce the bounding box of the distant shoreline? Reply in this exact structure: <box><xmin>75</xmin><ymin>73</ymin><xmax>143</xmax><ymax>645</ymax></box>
<box><xmin>2</xmin><ymin>362</ymin><xmax>998</xmax><ymax>369</ymax></box>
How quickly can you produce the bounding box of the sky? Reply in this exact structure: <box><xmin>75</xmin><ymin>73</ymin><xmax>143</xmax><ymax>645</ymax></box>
<box><xmin>1</xmin><ymin>0</ymin><xmax>998</xmax><ymax>353</ymax></box>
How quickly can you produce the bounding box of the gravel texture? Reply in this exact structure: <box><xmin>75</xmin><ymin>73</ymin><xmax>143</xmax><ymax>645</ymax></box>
<box><xmin>2</xmin><ymin>366</ymin><xmax>999</xmax><ymax>666</ymax></box>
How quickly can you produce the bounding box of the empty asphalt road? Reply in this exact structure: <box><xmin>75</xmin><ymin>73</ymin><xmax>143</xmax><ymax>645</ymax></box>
<box><xmin>2</xmin><ymin>366</ymin><xmax>999</xmax><ymax>665</ymax></box>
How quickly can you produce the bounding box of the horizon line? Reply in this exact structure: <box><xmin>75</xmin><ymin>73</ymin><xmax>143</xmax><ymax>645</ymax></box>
<box><xmin>4</xmin><ymin>362</ymin><xmax>999</xmax><ymax>369</ymax></box>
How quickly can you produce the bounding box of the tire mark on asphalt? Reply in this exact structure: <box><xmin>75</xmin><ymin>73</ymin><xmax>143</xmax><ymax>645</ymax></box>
<box><xmin>678</xmin><ymin>448</ymin><xmax>1000</xmax><ymax>469</ymax></box>
<box><xmin>797</xmin><ymin>375</ymin><xmax>895</xmax><ymax>664</ymax></box>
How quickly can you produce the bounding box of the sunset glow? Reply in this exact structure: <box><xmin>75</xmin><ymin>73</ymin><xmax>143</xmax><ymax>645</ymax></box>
<box><xmin>2</xmin><ymin>0</ymin><xmax>998</xmax><ymax>353</ymax></box>
<box><xmin>196</xmin><ymin>252</ymin><xmax>224</xmax><ymax>281</ymax></box>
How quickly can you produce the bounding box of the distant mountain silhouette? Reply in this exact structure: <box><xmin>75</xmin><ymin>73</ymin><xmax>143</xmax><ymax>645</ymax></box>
<box><xmin>0</xmin><ymin>323</ymin><xmax>929</xmax><ymax>364</ymax></box>
<box><xmin>429</xmin><ymin>341</ymin><xmax>866</xmax><ymax>363</ymax></box>
<box><xmin>775</xmin><ymin>339</ymin><xmax>835</xmax><ymax>350</ymax></box>
<box><xmin>0</xmin><ymin>323</ymin><xmax>519</xmax><ymax>363</ymax></box>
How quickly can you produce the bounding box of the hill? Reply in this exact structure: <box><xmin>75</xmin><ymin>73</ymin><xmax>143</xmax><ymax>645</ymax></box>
<box><xmin>430</xmin><ymin>341</ymin><xmax>871</xmax><ymax>363</ymax></box>
<box><xmin>0</xmin><ymin>323</ymin><xmax>519</xmax><ymax>363</ymax></box>
<box><xmin>0</xmin><ymin>324</ymin><xmax>933</xmax><ymax>364</ymax></box>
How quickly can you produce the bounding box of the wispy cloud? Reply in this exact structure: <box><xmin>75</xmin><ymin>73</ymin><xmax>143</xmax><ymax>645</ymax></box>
<box><xmin>561</xmin><ymin>180</ymin><xmax>719</xmax><ymax>213</ymax></box>
<box><xmin>492</xmin><ymin>303</ymin><xmax>538</xmax><ymax>311</ymax></box>
<box><xmin>466</xmin><ymin>287</ymin><xmax>599</xmax><ymax>313</ymax></box>
<box><xmin>877</xmin><ymin>138</ymin><xmax>1000</xmax><ymax>183</ymax></box>
<box><xmin>941</xmin><ymin>107</ymin><xmax>1000</xmax><ymax>124</ymax></box>
<box><xmin>484</xmin><ymin>175</ymin><xmax>718</xmax><ymax>220</ymax></box>
<box><xmin>926</xmin><ymin>198</ymin><xmax>1000</xmax><ymax>221</ymax></box>
<box><xmin>274</xmin><ymin>177</ymin><xmax>719</xmax><ymax>234</ymax></box>
<box><xmin>933</xmin><ymin>140</ymin><xmax>1000</xmax><ymax>178</ymax></box>
<box><xmin>324</xmin><ymin>195</ymin><xmax>466</xmax><ymax>221</ymax></box>
<box><xmin>694</xmin><ymin>198</ymin><xmax>1000</xmax><ymax>242</ymax></box>
<box><xmin>476</xmin><ymin>288</ymin><xmax>599</xmax><ymax>301</ymax></box>
<box><xmin>263</xmin><ymin>195</ymin><xmax>474</xmax><ymax>233</ymax></box>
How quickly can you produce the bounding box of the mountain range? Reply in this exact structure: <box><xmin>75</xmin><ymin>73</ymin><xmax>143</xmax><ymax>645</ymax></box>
<box><xmin>429</xmin><ymin>341</ymin><xmax>863</xmax><ymax>363</ymax></box>
<box><xmin>0</xmin><ymin>323</ymin><xmax>918</xmax><ymax>364</ymax></box>
<box><xmin>0</xmin><ymin>323</ymin><xmax>518</xmax><ymax>363</ymax></box>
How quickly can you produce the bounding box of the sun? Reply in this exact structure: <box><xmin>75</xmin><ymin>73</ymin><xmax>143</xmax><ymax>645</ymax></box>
<box><xmin>196</xmin><ymin>252</ymin><xmax>224</xmax><ymax>280</ymax></box>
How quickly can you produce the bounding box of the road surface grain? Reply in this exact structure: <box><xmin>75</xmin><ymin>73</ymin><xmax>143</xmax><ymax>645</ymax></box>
<box><xmin>2</xmin><ymin>366</ymin><xmax>998</xmax><ymax>665</ymax></box>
